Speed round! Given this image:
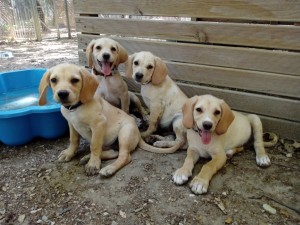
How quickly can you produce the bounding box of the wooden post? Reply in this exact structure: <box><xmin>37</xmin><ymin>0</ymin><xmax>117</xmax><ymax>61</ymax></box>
<box><xmin>31</xmin><ymin>0</ymin><xmax>42</xmax><ymax>41</ymax></box>
<box><xmin>64</xmin><ymin>0</ymin><xmax>71</xmax><ymax>39</ymax></box>
<box><xmin>52</xmin><ymin>0</ymin><xmax>60</xmax><ymax>39</ymax></box>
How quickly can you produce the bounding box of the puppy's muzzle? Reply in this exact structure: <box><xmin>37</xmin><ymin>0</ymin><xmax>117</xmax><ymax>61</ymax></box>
<box><xmin>135</xmin><ymin>72</ymin><xmax>144</xmax><ymax>82</ymax></box>
<box><xmin>202</xmin><ymin>121</ymin><xmax>213</xmax><ymax>131</ymax></box>
<box><xmin>57</xmin><ymin>90</ymin><xmax>69</xmax><ymax>101</ymax></box>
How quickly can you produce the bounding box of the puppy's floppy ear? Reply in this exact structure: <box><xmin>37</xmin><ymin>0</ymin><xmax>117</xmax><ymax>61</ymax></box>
<box><xmin>79</xmin><ymin>68</ymin><xmax>99</xmax><ymax>103</ymax></box>
<box><xmin>125</xmin><ymin>53</ymin><xmax>136</xmax><ymax>79</ymax></box>
<box><xmin>182</xmin><ymin>96</ymin><xmax>199</xmax><ymax>129</ymax></box>
<box><xmin>116</xmin><ymin>42</ymin><xmax>128</xmax><ymax>66</ymax></box>
<box><xmin>151</xmin><ymin>56</ymin><xmax>168</xmax><ymax>85</ymax></box>
<box><xmin>38</xmin><ymin>69</ymin><xmax>51</xmax><ymax>105</ymax></box>
<box><xmin>86</xmin><ymin>40</ymin><xmax>96</xmax><ymax>68</ymax></box>
<box><xmin>215</xmin><ymin>100</ymin><xmax>235</xmax><ymax>135</ymax></box>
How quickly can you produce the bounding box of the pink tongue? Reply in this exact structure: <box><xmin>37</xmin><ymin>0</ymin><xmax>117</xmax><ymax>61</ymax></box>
<box><xmin>200</xmin><ymin>130</ymin><xmax>212</xmax><ymax>145</ymax></box>
<box><xmin>101</xmin><ymin>62</ymin><xmax>112</xmax><ymax>76</ymax></box>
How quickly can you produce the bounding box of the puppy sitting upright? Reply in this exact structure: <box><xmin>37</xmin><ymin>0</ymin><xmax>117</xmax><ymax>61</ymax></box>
<box><xmin>126</xmin><ymin>51</ymin><xmax>188</xmax><ymax>152</ymax></box>
<box><xmin>86</xmin><ymin>38</ymin><xmax>147</xmax><ymax>117</ymax></box>
<box><xmin>173</xmin><ymin>95</ymin><xmax>275</xmax><ymax>194</ymax></box>
<box><xmin>39</xmin><ymin>63</ymin><xmax>140</xmax><ymax>176</ymax></box>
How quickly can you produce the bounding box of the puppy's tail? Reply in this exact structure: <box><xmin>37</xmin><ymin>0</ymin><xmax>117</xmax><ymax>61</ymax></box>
<box><xmin>138</xmin><ymin>138</ymin><xmax>184</xmax><ymax>154</ymax></box>
<box><xmin>262</xmin><ymin>132</ymin><xmax>278</xmax><ymax>147</ymax></box>
<box><xmin>248</xmin><ymin>114</ymin><xmax>278</xmax><ymax>148</ymax></box>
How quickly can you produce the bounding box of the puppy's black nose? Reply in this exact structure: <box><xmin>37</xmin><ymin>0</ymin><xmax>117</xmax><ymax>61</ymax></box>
<box><xmin>203</xmin><ymin>121</ymin><xmax>213</xmax><ymax>130</ymax></box>
<box><xmin>57</xmin><ymin>90</ymin><xmax>69</xmax><ymax>100</ymax></box>
<box><xmin>135</xmin><ymin>72</ymin><xmax>143</xmax><ymax>81</ymax></box>
<box><xmin>102</xmin><ymin>53</ymin><xmax>110</xmax><ymax>60</ymax></box>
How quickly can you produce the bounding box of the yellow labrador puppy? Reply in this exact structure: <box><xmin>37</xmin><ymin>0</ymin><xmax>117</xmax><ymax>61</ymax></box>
<box><xmin>173</xmin><ymin>95</ymin><xmax>275</xmax><ymax>194</ymax></box>
<box><xmin>39</xmin><ymin>63</ymin><xmax>175</xmax><ymax>176</ymax></box>
<box><xmin>86</xmin><ymin>38</ymin><xmax>147</xmax><ymax>118</ymax></box>
<box><xmin>126</xmin><ymin>51</ymin><xmax>188</xmax><ymax>152</ymax></box>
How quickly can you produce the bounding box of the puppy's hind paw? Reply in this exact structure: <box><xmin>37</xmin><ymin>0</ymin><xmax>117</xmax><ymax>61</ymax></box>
<box><xmin>79</xmin><ymin>154</ymin><xmax>90</xmax><ymax>165</ymax></box>
<box><xmin>99</xmin><ymin>165</ymin><xmax>117</xmax><ymax>177</ymax></box>
<box><xmin>189</xmin><ymin>178</ymin><xmax>209</xmax><ymax>195</ymax></box>
<box><xmin>58</xmin><ymin>150</ymin><xmax>75</xmax><ymax>162</ymax></box>
<box><xmin>173</xmin><ymin>168</ymin><xmax>191</xmax><ymax>185</ymax></box>
<box><xmin>256</xmin><ymin>155</ymin><xmax>271</xmax><ymax>167</ymax></box>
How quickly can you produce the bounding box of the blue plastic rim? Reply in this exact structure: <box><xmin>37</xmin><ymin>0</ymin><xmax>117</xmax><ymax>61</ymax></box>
<box><xmin>0</xmin><ymin>69</ymin><xmax>68</xmax><ymax>146</ymax></box>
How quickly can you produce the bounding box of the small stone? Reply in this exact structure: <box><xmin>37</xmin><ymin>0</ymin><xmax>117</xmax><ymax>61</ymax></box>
<box><xmin>222</xmin><ymin>192</ymin><xmax>227</xmax><ymax>196</ymax></box>
<box><xmin>263</xmin><ymin>204</ymin><xmax>277</xmax><ymax>214</ymax></box>
<box><xmin>18</xmin><ymin>214</ymin><xmax>26</xmax><ymax>223</ymax></box>
<box><xmin>42</xmin><ymin>215</ymin><xmax>48</xmax><ymax>221</ymax></box>
<box><xmin>31</xmin><ymin>208</ymin><xmax>42</xmax><ymax>214</ymax></box>
<box><xmin>225</xmin><ymin>217</ymin><xmax>233</xmax><ymax>224</ymax></box>
<box><xmin>1</xmin><ymin>187</ymin><xmax>6</xmax><ymax>192</ymax></box>
<box><xmin>40</xmin><ymin>163</ymin><xmax>54</xmax><ymax>171</ymax></box>
<box><xmin>286</xmin><ymin>153</ymin><xmax>292</xmax><ymax>158</ymax></box>
<box><xmin>143</xmin><ymin>177</ymin><xmax>149</xmax><ymax>182</ymax></box>
<box><xmin>103</xmin><ymin>212</ymin><xmax>109</xmax><ymax>216</ymax></box>
<box><xmin>148</xmin><ymin>199</ymin><xmax>154</xmax><ymax>203</ymax></box>
<box><xmin>119</xmin><ymin>210</ymin><xmax>126</xmax><ymax>218</ymax></box>
<box><xmin>111</xmin><ymin>221</ymin><xmax>118</xmax><ymax>225</ymax></box>
<box><xmin>189</xmin><ymin>194</ymin><xmax>195</xmax><ymax>197</ymax></box>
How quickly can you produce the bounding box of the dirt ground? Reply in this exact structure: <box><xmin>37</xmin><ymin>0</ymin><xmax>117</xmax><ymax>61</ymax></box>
<box><xmin>0</xmin><ymin>38</ymin><xmax>299</xmax><ymax>225</ymax></box>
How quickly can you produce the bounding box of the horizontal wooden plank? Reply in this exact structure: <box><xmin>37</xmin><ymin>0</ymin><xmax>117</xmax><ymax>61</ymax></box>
<box><xmin>124</xmin><ymin>79</ymin><xmax>300</xmax><ymax>122</ymax></box>
<box><xmin>74</xmin><ymin>0</ymin><xmax>300</xmax><ymax>22</ymax></box>
<box><xmin>166</xmin><ymin>62</ymin><xmax>300</xmax><ymax>98</ymax></box>
<box><xmin>79</xmin><ymin>51</ymin><xmax>300</xmax><ymax>98</ymax></box>
<box><xmin>76</xmin><ymin>17</ymin><xmax>300</xmax><ymax>50</ymax></box>
<box><xmin>78</xmin><ymin>35</ymin><xmax>300</xmax><ymax>76</ymax></box>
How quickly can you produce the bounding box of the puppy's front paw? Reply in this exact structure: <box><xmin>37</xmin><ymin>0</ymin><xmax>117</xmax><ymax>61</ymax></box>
<box><xmin>256</xmin><ymin>154</ymin><xmax>271</xmax><ymax>167</ymax></box>
<box><xmin>173</xmin><ymin>168</ymin><xmax>191</xmax><ymax>185</ymax></box>
<box><xmin>189</xmin><ymin>177</ymin><xmax>209</xmax><ymax>194</ymax></box>
<box><xmin>99</xmin><ymin>165</ymin><xmax>117</xmax><ymax>177</ymax></box>
<box><xmin>58</xmin><ymin>149</ymin><xmax>75</xmax><ymax>162</ymax></box>
<box><xmin>85</xmin><ymin>158</ymin><xmax>101</xmax><ymax>176</ymax></box>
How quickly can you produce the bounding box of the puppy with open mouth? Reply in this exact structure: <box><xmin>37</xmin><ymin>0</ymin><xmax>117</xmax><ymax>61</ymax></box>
<box><xmin>173</xmin><ymin>95</ymin><xmax>277</xmax><ymax>194</ymax></box>
<box><xmin>86</xmin><ymin>38</ymin><xmax>147</xmax><ymax>119</ymax></box>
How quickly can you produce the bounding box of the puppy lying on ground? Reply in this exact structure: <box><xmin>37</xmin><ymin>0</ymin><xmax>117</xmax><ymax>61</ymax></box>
<box><xmin>126</xmin><ymin>51</ymin><xmax>188</xmax><ymax>152</ymax></box>
<box><xmin>39</xmin><ymin>63</ymin><xmax>175</xmax><ymax>176</ymax></box>
<box><xmin>173</xmin><ymin>95</ymin><xmax>276</xmax><ymax>194</ymax></box>
<box><xmin>86</xmin><ymin>38</ymin><xmax>147</xmax><ymax>118</ymax></box>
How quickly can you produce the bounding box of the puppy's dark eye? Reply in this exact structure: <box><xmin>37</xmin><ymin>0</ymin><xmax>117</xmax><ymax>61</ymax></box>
<box><xmin>96</xmin><ymin>45</ymin><xmax>101</xmax><ymax>50</ymax></box>
<box><xmin>214</xmin><ymin>110</ymin><xmax>221</xmax><ymax>116</ymax></box>
<box><xmin>111</xmin><ymin>47</ymin><xmax>116</xmax><ymax>52</ymax></box>
<box><xmin>147</xmin><ymin>65</ymin><xmax>153</xmax><ymax>70</ymax></box>
<box><xmin>71</xmin><ymin>78</ymin><xmax>79</xmax><ymax>84</ymax></box>
<box><xmin>196</xmin><ymin>107</ymin><xmax>202</xmax><ymax>113</ymax></box>
<box><xmin>50</xmin><ymin>78</ymin><xmax>57</xmax><ymax>83</ymax></box>
<box><xmin>134</xmin><ymin>61</ymin><xmax>139</xmax><ymax>66</ymax></box>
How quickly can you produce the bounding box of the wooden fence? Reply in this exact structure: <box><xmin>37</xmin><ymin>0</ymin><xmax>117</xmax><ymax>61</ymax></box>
<box><xmin>74</xmin><ymin>0</ymin><xmax>300</xmax><ymax>141</ymax></box>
